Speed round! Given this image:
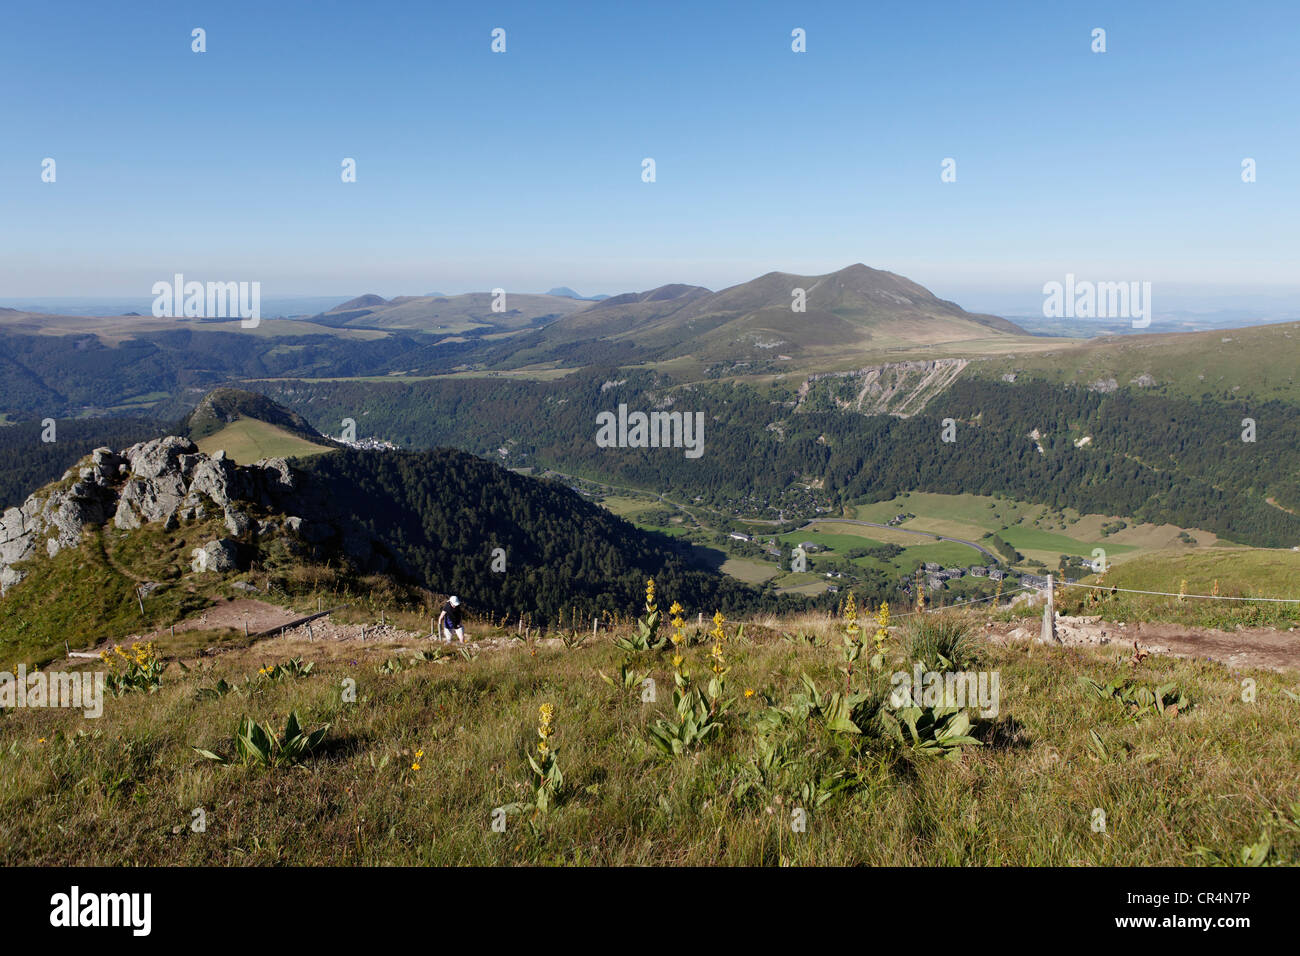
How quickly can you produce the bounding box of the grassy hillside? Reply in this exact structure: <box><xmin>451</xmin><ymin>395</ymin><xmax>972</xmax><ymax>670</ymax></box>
<box><xmin>1095</xmin><ymin>546</ymin><xmax>1300</xmax><ymax>596</ymax></box>
<box><xmin>1060</xmin><ymin>548</ymin><xmax>1300</xmax><ymax>629</ymax></box>
<box><xmin>194</xmin><ymin>419</ymin><xmax>332</xmax><ymax>464</ymax></box>
<box><xmin>0</xmin><ymin>518</ymin><xmax>225</xmax><ymax>665</ymax></box>
<box><xmin>2</xmin><ymin>608</ymin><xmax>1298</xmax><ymax>866</ymax></box>
<box><xmin>970</xmin><ymin>321</ymin><xmax>1300</xmax><ymax>403</ymax></box>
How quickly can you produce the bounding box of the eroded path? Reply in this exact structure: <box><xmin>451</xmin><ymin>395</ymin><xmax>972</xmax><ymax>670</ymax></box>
<box><xmin>990</xmin><ymin>614</ymin><xmax>1300</xmax><ymax>672</ymax></box>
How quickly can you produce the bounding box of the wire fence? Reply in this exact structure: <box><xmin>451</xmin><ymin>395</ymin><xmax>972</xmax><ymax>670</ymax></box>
<box><xmin>1054</xmin><ymin>580</ymin><xmax>1300</xmax><ymax>604</ymax></box>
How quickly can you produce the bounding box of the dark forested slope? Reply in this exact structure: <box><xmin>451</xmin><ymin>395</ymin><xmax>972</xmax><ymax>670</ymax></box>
<box><xmin>297</xmin><ymin>447</ymin><xmax>775</xmax><ymax>623</ymax></box>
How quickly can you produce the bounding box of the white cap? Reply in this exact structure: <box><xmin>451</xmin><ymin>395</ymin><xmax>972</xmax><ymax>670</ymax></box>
<box><xmin>449</xmin><ymin>595</ymin><xmax>460</xmax><ymax>606</ymax></box>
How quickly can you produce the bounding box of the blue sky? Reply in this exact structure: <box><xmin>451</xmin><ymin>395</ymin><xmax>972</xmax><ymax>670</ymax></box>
<box><xmin>2</xmin><ymin>0</ymin><xmax>1297</xmax><ymax>312</ymax></box>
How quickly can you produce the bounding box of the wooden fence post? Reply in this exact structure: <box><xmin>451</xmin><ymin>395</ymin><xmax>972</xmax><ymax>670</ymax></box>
<box><xmin>1040</xmin><ymin>573</ymin><xmax>1059</xmax><ymax>644</ymax></box>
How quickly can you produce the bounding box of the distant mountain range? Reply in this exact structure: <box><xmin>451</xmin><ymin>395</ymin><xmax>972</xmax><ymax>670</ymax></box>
<box><xmin>293</xmin><ymin>264</ymin><xmax>1029</xmax><ymax>368</ymax></box>
<box><xmin>2</xmin><ymin>263</ymin><xmax>1296</xmax><ymax>426</ymax></box>
<box><xmin>485</xmin><ymin>264</ymin><xmax>1028</xmax><ymax>370</ymax></box>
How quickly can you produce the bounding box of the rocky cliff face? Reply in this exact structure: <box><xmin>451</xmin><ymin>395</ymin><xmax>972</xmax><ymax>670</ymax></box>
<box><xmin>0</xmin><ymin>436</ymin><xmax>323</xmax><ymax>595</ymax></box>
<box><xmin>797</xmin><ymin>359</ymin><xmax>970</xmax><ymax>417</ymax></box>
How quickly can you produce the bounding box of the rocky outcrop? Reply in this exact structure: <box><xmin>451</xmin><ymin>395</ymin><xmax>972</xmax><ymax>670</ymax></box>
<box><xmin>1</xmin><ymin>447</ymin><xmax>125</xmax><ymax>593</ymax></box>
<box><xmin>0</xmin><ymin>437</ymin><xmax>308</xmax><ymax>595</ymax></box>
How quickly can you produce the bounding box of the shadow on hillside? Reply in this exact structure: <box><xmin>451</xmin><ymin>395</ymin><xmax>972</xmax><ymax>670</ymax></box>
<box><xmin>312</xmin><ymin>733</ymin><xmax>375</xmax><ymax>763</ymax></box>
<box><xmin>643</xmin><ymin>528</ymin><xmax>729</xmax><ymax>573</ymax></box>
<box><xmin>978</xmin><ymin>715</ymin><xmax>1032</xmax><ymax>751</ymax></box>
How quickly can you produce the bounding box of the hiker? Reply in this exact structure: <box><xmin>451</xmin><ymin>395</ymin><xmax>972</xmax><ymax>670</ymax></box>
<box><xmin>437</xmin><ymin>595</ymin><xmax>465</xmax><ymax>643</ymax></box>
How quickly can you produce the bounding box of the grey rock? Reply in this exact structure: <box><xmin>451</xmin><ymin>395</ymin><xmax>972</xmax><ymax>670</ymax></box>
<box><xmin>0</xmin><ymin>535</ymin><xmax>37</xmax><ymax>566</ymax></box>
<box><xmin>91</xmin><ymin>448</ymin><xmax>124</xmax><ymax>483</ymax></box>
<box><xmin>123</xmin><ymin>436</ymin><xmax>198</xmax><ymax>480</ymax></box>
<box><xmin>256</xmin><ymin>458</ymin><xmax>295</xmax><ymax>494</ymax></box>
<box><xmin>40</xmin><ymin>482</ymin><xmax>114</xmax><ymax>558</ymax></box>
<box><xmin>188</xmin><ymin>455</ymin><xmax>248</xmax><ymax>509</ymax></box>
<box><xmin>224</xmin><ymin>508</ymin><xmax>252</xmax><ymax>537</ymax></box>
<box><xmin>0</xmin><ymin>565</ymin><xmax>23</xmax><ymax>594</ymax></box>
<box><xmin>114</xmin><ymin>472</ymin><xmax>186</xmax><ymax>528</ymax></box>
<box><xmin>192</xmin><ymin>538</ymin><xmax>239</xmax><ymax>573</ymax></box>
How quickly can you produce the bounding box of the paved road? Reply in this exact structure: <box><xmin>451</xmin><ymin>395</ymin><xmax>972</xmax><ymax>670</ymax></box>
<box><xmin>791</xmin><ymin>519</ymin><xmax>1002</xmax><ymax>564</ymax></box>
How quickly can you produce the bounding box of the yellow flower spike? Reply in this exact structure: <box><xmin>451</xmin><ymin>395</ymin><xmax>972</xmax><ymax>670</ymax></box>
<box><xmin>709</xmin><ymin>641</ymin><xmax>726</xmax><ymax>676</ymax></box>
<box><xmin>744</xmin><ymin>688</ymin><xmax>755</xmax><ymax>698</ymax></box>
<box><xmin>415</xmin><ymin>749</ymin><xmax>424</xmax><ymax>759</ymax></box>
<box><xmin>411</xmin><ymin>762</ymin><xmax>420</xmax><ymax>771</ymax></box>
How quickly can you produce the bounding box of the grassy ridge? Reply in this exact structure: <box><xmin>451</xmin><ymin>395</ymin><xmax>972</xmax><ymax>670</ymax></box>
<box><xmin>969</xmin><ymin>321</ymin><xmax>1300</xmax><ymax>403</ymax></box>
<box><xmin>194</xmin><ymin>419</ymin><xmax>332</xmax><ymax>465</ymax></box>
